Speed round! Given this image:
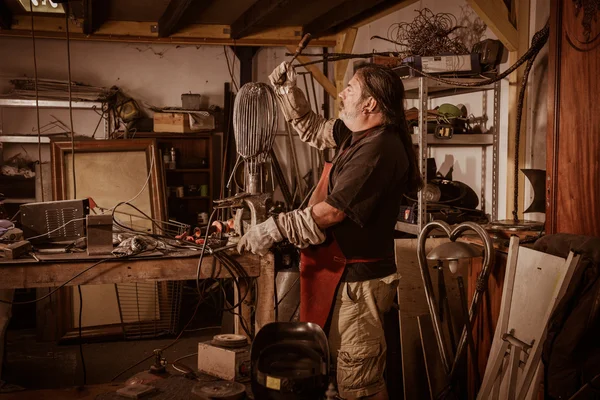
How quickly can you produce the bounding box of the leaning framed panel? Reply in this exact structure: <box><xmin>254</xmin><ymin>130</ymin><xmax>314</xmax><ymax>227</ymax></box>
<box><xmin>50</xmin><ymin>139</ymin><xmax>167</xmax><ymax>337</ymax></box>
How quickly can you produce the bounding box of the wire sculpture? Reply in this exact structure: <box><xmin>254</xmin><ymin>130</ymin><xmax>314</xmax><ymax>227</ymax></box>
<box><xmin>372</xmin><ymin>8</ymin><xmax>470</xmax><ymax>57</ymax></box>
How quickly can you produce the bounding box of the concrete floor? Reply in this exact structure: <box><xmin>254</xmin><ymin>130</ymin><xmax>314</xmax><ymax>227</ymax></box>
<box><xmin>4</xmin><ymin>327</ymin><xmax>220</xmax><ymax>390</ymax></box>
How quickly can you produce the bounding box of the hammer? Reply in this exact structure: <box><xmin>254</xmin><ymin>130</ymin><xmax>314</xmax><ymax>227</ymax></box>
<box><xmin>276</xmin><ymin>33</ymin><xmax>312</xmax><ymax>85</ymax></box>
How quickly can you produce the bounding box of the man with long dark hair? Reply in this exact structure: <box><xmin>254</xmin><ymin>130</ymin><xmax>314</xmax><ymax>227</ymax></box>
<box><xmin>238</xmin><ymin>61</ymin><xmax>422</xmax><ymax>399</ymax></box>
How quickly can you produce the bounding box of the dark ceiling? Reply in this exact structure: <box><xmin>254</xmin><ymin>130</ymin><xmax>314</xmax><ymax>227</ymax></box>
<box><xmin>0</xmin><ymin>0</ymin><xmax>411</xmax><ymax>39</ymax></box>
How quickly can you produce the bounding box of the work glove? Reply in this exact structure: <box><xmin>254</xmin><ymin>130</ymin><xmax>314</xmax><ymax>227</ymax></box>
<box><xmin>277</xmin><ymin>206</ymin><xmax>325</xmax><ymax>249</ymax></box>
<box><xmin>237</xmin><ymin>217</ymin><xmax>283</xmax><ymax>256</ymax></box>
<box><xmin>237</xmin><ymin>207</ymin><xmax>326</xmax><ymax>256</ymax></box>
<box><xmin>268</xmin><ymin>61</ymin><xmax>297</xmax><ymax>95</ymax></box>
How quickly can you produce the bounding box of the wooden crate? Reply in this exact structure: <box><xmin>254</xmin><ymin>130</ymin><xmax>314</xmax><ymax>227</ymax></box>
<box><xmin>154</xmin><ymin>112</ymin><xmax>190</xmax><ymax>133</ymax></box>
<box><xmin>154</xmin><ymin>112</ymin><xmax>215</xmax><ymax>133</ymax></box>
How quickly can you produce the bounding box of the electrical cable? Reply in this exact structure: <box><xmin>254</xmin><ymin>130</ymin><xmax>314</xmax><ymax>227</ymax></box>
<box><xmin>171</xmin><ymin>352</ymin><xmax>197</xmax><ymax>364</ymax></box>
<box><xmin>195</xmin><ymin>209</ymin><xmax>218</xmax><ymax>294</ymax></box>
<box><xmin>110</xmin><ymin>293</ymin><xmax>205</xmax><ymax>382</ymax></box>
<box><xmin>0</xmin><ymin>258</ymin><xmax>112</xmax><ymax>305</ymax></box>
<box><xmin>64</xmin><ymin>2</ymin><xmax>77</xmax><ymax>199</ymax></box>
<box><xmin>107</xmin><ymin>152</ymin><xmax>155</xmax><ymax>211</ymax></box>
<box><xmin>25</xmin><ymin>217</ymin><xmax>86</xmax><ymax>241</ymax></box>
<box><xmin>77</xmin><ymin>285</ymin><xmax>87</xmax><ymax>385</ymax></box>
<box><xmin>223</xmin><ymin>46</ymin><xmax>239</xmax><ymax>92</ymax></box>
<box><xmin>29</xmin><ymin>0</ymin><xmax>44</xmax><ymax>202</ymax></box>
<box><xmin>90</xmin><ymin>107</ymin><xmax>107</xmax><ymax>139</ymax></box>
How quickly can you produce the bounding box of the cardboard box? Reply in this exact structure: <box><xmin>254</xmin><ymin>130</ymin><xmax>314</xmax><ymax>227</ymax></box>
<box><xmin>197</xmin><ymin>342</ymin><xmax>251</xmax><ymax>381</ymax></box>
<box><xmin>153</xmin><ymin>112</ymin><xmax>214</xmax><ymax>133</ymax></box>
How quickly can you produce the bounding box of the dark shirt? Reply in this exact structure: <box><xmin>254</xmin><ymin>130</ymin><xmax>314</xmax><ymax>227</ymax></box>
<box><xmin>326</xmin><ymin>120</ymin><xmax>409</xmax><ymax>282</ymax></box>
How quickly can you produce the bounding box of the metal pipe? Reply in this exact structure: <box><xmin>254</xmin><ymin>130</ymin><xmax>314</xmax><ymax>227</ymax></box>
<box><xmin>449</xmin><ymin>223</ymin><xmax>495</xmax><ymax>379</ymax></box>
<box><xmin>458</xmin><ymin>276</ymin><xmax>480</xmax><ymax>390</ymax></box>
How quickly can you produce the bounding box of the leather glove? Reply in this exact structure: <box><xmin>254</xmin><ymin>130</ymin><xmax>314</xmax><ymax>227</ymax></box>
<box><xmin>268</xmin><ymin>61</ymin><xmax>297</xmax><ymax>95</ymax></box>
<box><xmin>237</xmin><ymin>217</ymin><xmax>283</xmax><ymax>256</ymax></box>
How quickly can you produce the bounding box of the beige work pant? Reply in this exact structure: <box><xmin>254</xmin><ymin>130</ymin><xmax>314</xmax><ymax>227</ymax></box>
<box><xmin>328</xmin><ymin>272</ymin><xmax>400</xmax><ymax>399</ymax></box>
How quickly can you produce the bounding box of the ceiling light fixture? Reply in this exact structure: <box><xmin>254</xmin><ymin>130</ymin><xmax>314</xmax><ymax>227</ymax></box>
<box><xmin>18</xmin><ymin>0</ymin><xmax>65</xmax><ymax>14</ymax></box>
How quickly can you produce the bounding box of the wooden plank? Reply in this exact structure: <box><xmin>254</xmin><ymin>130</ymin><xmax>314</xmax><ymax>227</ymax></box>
<box><xmin>234</xmin><ymin>278</ymin><xmax>252</xmax><ymax>338</ymax></box>
<box><xmin>230</xmin><ymin>0</ymin><xmax>292</xmax><ymax>39</ymax></box>
<box><xmin>467</xmin><ymin>0</ymin><xmax>519</xmax><ymax>51</ymax></box>
<box><xmin>286</xmin><ymin>45</ymin><xmax>337</xmax><ymax>99</ymax></box>
<box><xmin>0</xmin><ymin>253</ymin><xmax>261</xmax><ymax>289</ymax></box>
<box><xmin>546</xmin><ymin>0</ymin><xmax>600</xmax><ymax>236</ymax></box>
<box><xmin>82</xmin><ymin>0</ymin><xmax>109</xmax><ymax>35</ymax></box>
<box><xmin>5</xmin><ymin>16</ymin><xmax>337</xmax><ymax>47</ymax></box>
<box><xmin>400</xmin><ymin>314</ymin><xmax>429</xmax><ymax>400</ymax></box>
<box><xmin>304</xmin><ymin>0</ymin><xmax>413</xmax><ymax>37</ymax></box>
<box><xmin>254</xmin><ymin>253</ymin><xmax>275</xmax><ymax>333</ymax></box>
<box><xmin>505</xmin><ymin>0</ymin><xmax>529</xmax><ymax>220</ymax></box>
<box><xmin>395</xmin><ymin>238</ymin><xmax>454</xmax><ymax>400</ymax></box>
<box><xmin>158</xmin><ymin>0</ymin><xmax>214</xmax><ymax>38</ymax></box>
<box><xmin>0</xmin><ymin>382</ymin><xmax>124</xmax><ymax>400</ymax></box>
<box><xmin>418</xmin><ymin>315</ymin><xmax>450</xmax><ymax>399</ymax></box>
<box><xmin>333</xmin><ymin>28</ymin><xmax>357</xmax><ymax>117</ymax></box>
<box><xmin>467</xmin><ymin>248</ymin><xmax>509</xmax><ymax>399</ymax></box>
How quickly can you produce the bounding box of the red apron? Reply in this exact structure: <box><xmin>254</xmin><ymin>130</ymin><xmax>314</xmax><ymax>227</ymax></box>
<box><xmin>299</xmin><ymin>132</ymin><xmax>386</xmax><ymax>329</ymax></box>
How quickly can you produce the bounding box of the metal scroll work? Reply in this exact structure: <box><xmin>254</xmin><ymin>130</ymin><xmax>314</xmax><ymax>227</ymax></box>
<box><xmin>573</xmin><ymin>0</ymin><xmax>600</xmax><ymax>41</ymax></box>
<box><xmin>567</xmin><ymin>0</ymin><xmax>600</xmax><ymax>51</ymax></box>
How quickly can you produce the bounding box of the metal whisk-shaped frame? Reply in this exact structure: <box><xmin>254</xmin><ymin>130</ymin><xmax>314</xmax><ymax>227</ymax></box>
<box><xmin>233</xmin><ymin>82</ymin><xmax>278</xmax><ymax>194</ymax></box>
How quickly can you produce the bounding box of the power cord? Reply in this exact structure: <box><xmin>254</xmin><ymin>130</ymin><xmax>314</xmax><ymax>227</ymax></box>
<box><xmin>110</xmin><ymin>292</ymin><xmax>206</xmax><ymax>382</ymax></box>
<box><xmin>77</xmin><ymin>285</ymin><xmax>86</xmax><ymax>385</ymax></box>
<box><xmin>0</xmin><ymin>258</ymin><xmax>113</xmax><ymax>305</ymax></box>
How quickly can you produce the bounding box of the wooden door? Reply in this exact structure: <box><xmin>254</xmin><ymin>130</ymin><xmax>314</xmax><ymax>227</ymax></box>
<box><xmin>547</xmin><ymin>0</ymin><xmax>600</xmax><ymax>235</ymax></box>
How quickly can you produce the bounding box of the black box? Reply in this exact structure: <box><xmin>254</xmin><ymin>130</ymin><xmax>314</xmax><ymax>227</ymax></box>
<box><xmin>20</xmin><ymin>199</ymin><xmax>90</xmax><ymax>243</ymax></box>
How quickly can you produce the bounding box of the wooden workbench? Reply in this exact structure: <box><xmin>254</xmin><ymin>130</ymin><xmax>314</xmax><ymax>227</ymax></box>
<box><xmin>0</xmin><ymin>250</ymin><xmax>275</xmax><ymax>336</ymax></box>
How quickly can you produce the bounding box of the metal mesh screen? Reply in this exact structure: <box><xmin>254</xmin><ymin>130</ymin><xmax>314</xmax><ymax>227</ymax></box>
<box><xmin>115</xmin><ymin>281</ymin><xmax>183</xmax><ymax>339</ymax></box>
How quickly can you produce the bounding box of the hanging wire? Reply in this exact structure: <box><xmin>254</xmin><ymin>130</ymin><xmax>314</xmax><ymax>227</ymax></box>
<box><xmin>29</xmin><ymin>0</ymin><xmax>44</xmax><ymax>201</ymax></box>
<box><xmin>64</xmin><ymin>2</ymin><xmax>77</xmax><ymax>198</ymax></box>
<box><xmin>380</xmin><ymin>8</ymin><xmax>469</xmax><ymax>56</ymax></box>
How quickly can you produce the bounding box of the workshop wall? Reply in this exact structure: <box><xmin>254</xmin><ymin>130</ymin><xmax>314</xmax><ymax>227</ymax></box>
<box><xmin>0</xmin><ymin>0</ymin><xmax>548</xmax><ymax>221</ymax></box>
<box><xmin>0</xmin><ymin>38</ymin><xmax>238</xmax><ymax>164</ymax></box>
<box><xmin>0</xmin><ymin>39</ymin><xmax>238</xmax><ymax>327</ymax></box>
<box><xmin>347</xmin><ymin>0</ymin><xmax>509</xmax><ymax>219</ymax></box>
<box><xmin>524</xmin><ymin>0</ymin><xmax>549</xmax><ymax>223</ymax></box>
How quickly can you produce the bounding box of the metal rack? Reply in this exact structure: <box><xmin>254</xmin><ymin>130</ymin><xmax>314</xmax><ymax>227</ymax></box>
<box><xmin>0</xmin><ymin>97</ymin><xmax>109</xmax><ymax>204</ymax></box>
<box><xmin>0</xmin><ymin>97</ymin><xmax>109</xmax><ymax>141</ymax></box>
<box><xmin>396</xmin><ymin>77</ymin><xmax>500</xmax><ymax>235</ymax></box>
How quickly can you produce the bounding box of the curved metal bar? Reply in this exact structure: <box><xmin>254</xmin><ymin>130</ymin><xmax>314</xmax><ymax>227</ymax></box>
<box><xmin>449</xmin><ymin>222</ymin><xmax>495</xmax><ymax>379</ymax></box>
<box><xmin>417</xmin><ymin>220</ymin><xmax>454</xmax><ymax>373</ymax></box>
<box><xmin>417</xmin><ymin>220</ymin><xmax>495</xmax><ymax>378</ymax></box>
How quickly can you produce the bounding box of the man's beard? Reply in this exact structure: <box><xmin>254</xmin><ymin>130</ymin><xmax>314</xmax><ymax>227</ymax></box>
<box><xmin>339</xmin><ymin>101</ymin><xmax>360</xmax><ymax>124</ymax></box>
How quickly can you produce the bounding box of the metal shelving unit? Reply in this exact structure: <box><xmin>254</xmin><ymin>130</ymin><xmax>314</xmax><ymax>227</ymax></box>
<box><xmin>398</xmin><ymin>76</ymin><xmax>500</xmax><ymax>234</ymax></box>
<box><xmin>0</xmin><ymin>97</ymin><xmax>109</xmax><ymax>204</ymax></box>
<box><xmin>0</xmin><ymin>97</ymin><xmax>109</xmax><ymax>142</ymax></box>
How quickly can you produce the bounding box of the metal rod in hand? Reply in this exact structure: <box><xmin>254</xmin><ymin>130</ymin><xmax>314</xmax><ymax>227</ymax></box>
<box><xmin>276</xmin><ymin>33</ymin><xmax>312</xmax><ymax>85</ymax></box>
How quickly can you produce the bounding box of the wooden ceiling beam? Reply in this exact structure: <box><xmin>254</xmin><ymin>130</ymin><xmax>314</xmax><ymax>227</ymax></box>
<box><xmin>158</xmin><ymin>0</ymin><xmax>213</xmax><ymax>38</ymax></box>
<box><xmin>82</xmin><ymin>0</ymin><xmax>109</xmax><ymax>35</ymax></box>
<box><xmin>0</xmin><ymin>0</ymin><xmax>12</xmax><ymax>30</ymax></box>
<box><xmin>230</xmin><ymin>0</ymin><xmax>292</xmax><ymax>40</ymax></box>
<box><xmin>351</xmin><ymin>0</ymin><xmax>418</xmax><ymax>28</ymax></box>
<box><xmin>3</xmin><ymin>16</ymin><xmax>337</xmax><ymax>47</ymax></box>
<box><xmin>303</xmin><ymin>0</ymin><xmax>413</xmax><ymax>38</ymax></box>
<box><xmin>466</xmin><ymin>0</ymin><xmax>518</xmax><ymax>51</ymax></box>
